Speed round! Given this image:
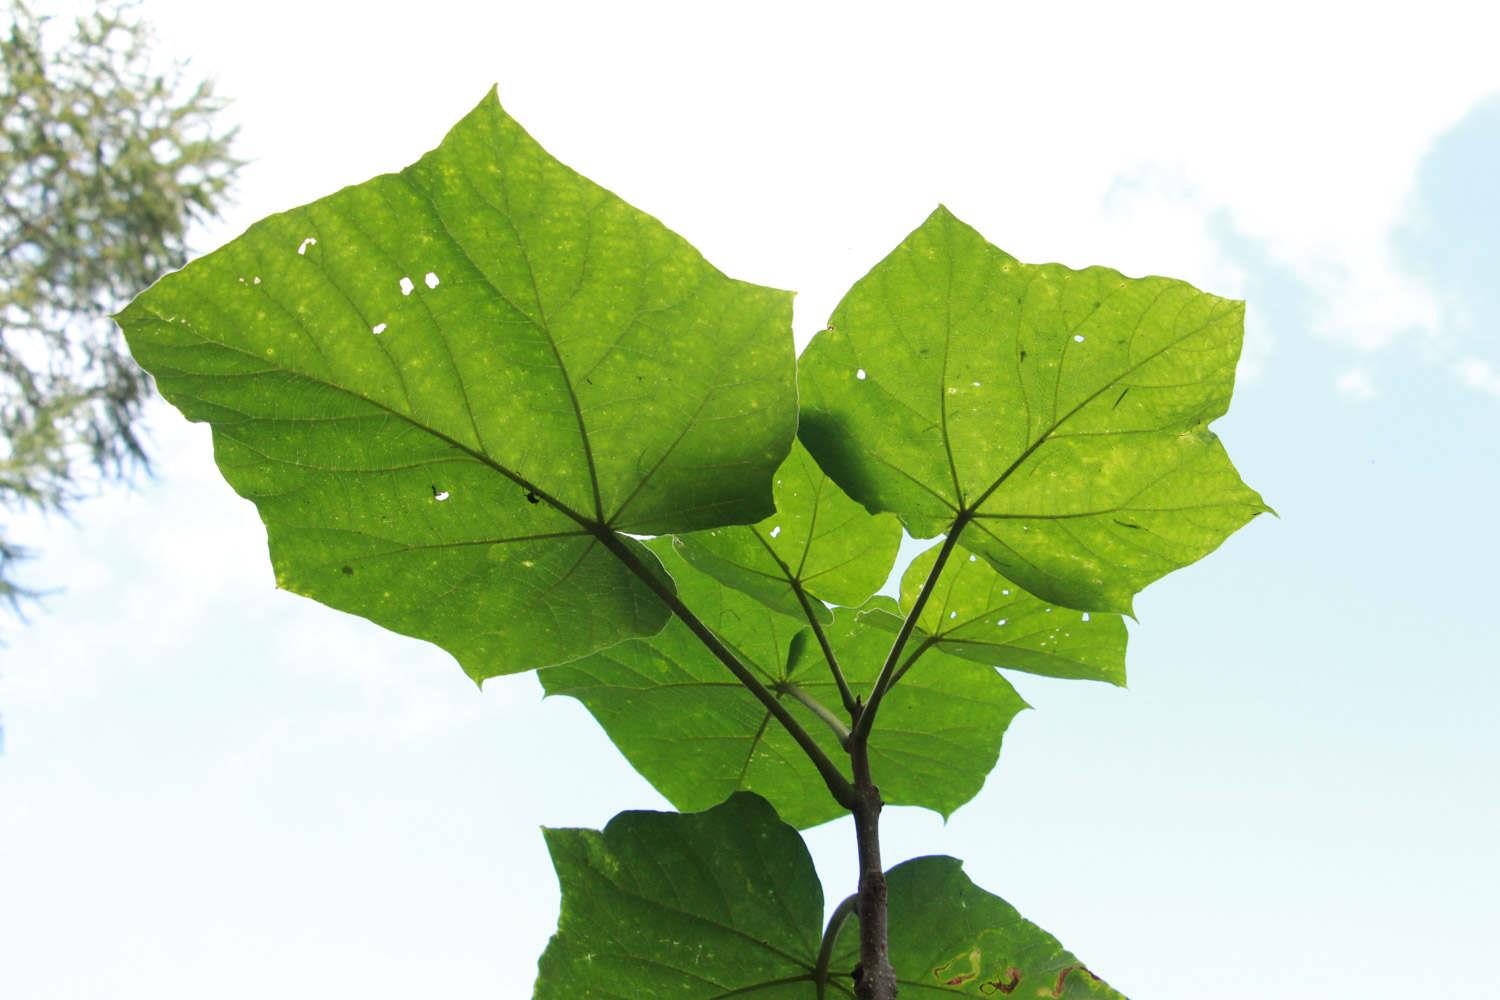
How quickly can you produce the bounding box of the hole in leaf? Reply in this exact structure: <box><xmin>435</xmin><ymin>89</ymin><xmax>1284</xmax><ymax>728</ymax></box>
<box><xmin>526</xmin><ymin>491</ymin><xmax>540</xmax><ymax>504</ymax></box>
<box><xmin>431</xmin><ymin>486</ymin><xmax>450</xmax><ymax>501</ymax></box>
<box><xmin>1073</xmin><ymin>334</ymin><xmax>1085</xmax><ymax>343</ymax></box>
<box><xmin>997</xmin><ymin>618</ymin><xmax>1007</xmax><ymax>627</ymax></box>
<box><xmin>1081</xmin><ymin>612</ymin><xmax>1091</xmax><ymax>622</ymax></box>
<box><xmin>400</xmin><ymin>276</ymin><xmax>415</xmax><ymax>296</ymax></box>
<box><xmin>297</xmin><ymin>237</ymin><xmax>317</xmax><ymax>255</ymax></box>
<box><xmin>769</xmin><ymin>525</ymin><xmax>782</xmax><ymax>538</ymax></box>
<box><xmin>856</xmin><ymin>368</ymin><xmax>867</xmax><ymax>380</ymax></box>
<box><xmin>372</xmin><ymin>322</ymin><xmax>387</xmax><ymax>335</ymax></box>
<box><xmin>949</xmin><ymin>611</ymin><xmax>957</xmax><ymax>619</ymax></box>
<box><xmin>425</xmin><ymin>271</ymin><xmax>440</xmax><ymax>288</ymax></box>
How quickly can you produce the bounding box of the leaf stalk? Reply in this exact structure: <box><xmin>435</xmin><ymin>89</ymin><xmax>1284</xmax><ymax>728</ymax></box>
<box><xmin>598</xmin><ymin>528</ymin><xmax>859</xmax><ymax>810</ymax></box>
<box><xmin>778</xmin><ymin>680</ymin><xmax>851</xmax><ymax>747</ymax></box>
<box><xmin>814</xmin><ymin>893</ymin><xmax>859</xmax><ymax>999</ymax></box>
<box><xmin>852</xmin><ymin>515</ymin><xmax>968</xmax><ymax>745</ymax></box>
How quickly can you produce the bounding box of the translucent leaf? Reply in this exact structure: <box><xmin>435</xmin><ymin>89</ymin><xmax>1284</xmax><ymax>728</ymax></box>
<box><xmin>541</xmin><ymin>541</ymin><xmax>1025</xmax><ymax>828</ymax></box>
<box><xmin>799</xmin><ymin>206</ymin><xmax>1268</xmax><ymax>615</ymax></box>
<box><xmin>117</xmin><ymin>90</ymin><xmax>797</xmax><ymax>677</ymax></box>
<box><xmin>864</xmin><ymin>541</ymin><xmax>1128</xmax><ymax>686</ymax></box>
<box><xmin>674</xmin><ymin>440</ymin><xmax>902</xmax><ymax>623</ymax></box>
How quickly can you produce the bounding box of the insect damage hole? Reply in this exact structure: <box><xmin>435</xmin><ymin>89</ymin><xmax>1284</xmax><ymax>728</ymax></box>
<box><xmin>400</xmin><ymin>276</ymin><xmax>415</xmax><ymax>296</ymax></box>
<box><xmin>856</xmin><ymin>368</ymin><xmax>867</xmax><ymax>380</ymax></box>
<box><xmin>372</xmin><ymin>322</ymin><xmax>387</xmax><ymax>335</ymax></box>
<box><xmin>768</xmin><ymin>525</ymin><xmax>782</xmax><ymax>538</ymax></box>
<box><xmin>424</xmin><ymin>271</ymin><xmax>440</xmax><ymax>288</ymax></box>
<box><xmin>431</xmin><ymin>486</ymin><xmax>451</xmax><ymax>502</ymax></box>
<box><xmin>297</xmin><ymin>237</ymin><xmax>316</xmax><ymax>255</ymax></box>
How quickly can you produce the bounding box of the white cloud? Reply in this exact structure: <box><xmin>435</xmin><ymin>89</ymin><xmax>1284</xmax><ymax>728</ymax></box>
<box><xmin>1335</xmin><ymin>369</ymin><xmax>1379</xmax><ymax>401</ymax></box>
<box><xmin>1455</xmin><ymin>358</ymin><xmax>1500</xmax><ymax>397</ymax></box>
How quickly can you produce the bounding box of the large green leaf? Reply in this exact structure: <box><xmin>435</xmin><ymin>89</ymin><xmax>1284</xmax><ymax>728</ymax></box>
<box><xmin>798</xmin><ymin>206</ymin><xmax>1268</xmax><ymax>615</ymax></box>
<box><xmin>535</xmin><ymin>794</ymin><xmax>825</xmax><ymax>1000</ymax></box>
<box><xmin>674</xmin><ymin>440</ymin><xmax>902</xmax><ymax>624</ymax></box>
<box><xmin>117</xmin><ymin>90</ymin><xmax>797</xmax><ymax>677</ymax></box>
<box><xmin>872</xmin><ymin>542</ymin><xmax>1128</xmax><ymax>686</ymax></box>
<box><xmin>830</xmin><ymin>856</ymin><xmax>1127</xmax><ymax>998</ymax></box>
<box><xmin>535</xmin><ymin>794</ymin><xmax>1125</xmax><ymax>999</ymax></box>
<box><xmin>541</xmin><ymin>540</ymin><xmax>1026</xmax><ymax>828</ymax></box>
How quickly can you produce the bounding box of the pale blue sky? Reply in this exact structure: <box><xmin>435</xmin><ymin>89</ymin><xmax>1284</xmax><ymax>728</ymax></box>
<box><xmin>2</xmin><ymin>3</ymin><xmax>1497</xmax><ymax>998</ymax></box>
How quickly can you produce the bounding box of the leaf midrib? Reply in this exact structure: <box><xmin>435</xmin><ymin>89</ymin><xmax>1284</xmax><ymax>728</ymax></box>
<box><xmin>964</xmin><ymin>299</ymin><xmax>1237</xmax><ymax>516</ymax></box>
<box><xmin>143</xmin><ymin>303</ymin><xmax>598</xmax><ymax>531</ymax></box>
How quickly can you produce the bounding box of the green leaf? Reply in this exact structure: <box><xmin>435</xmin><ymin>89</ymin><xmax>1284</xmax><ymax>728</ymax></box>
<box><xmin>874</xmin><ymin>542</ymin><xmax>1129</xmax><ymax>686</ymax></box>
<box><xmin>535</xmin><ymin>794</ymin><xmax>1126</xmax><ymax>999</ymax></box>
<box><xmin>674</xmin><ymin>440</ymin><xmax>902</xmax><ymax>624</ymax></box>
<box><xmin>116</xmin><ymin>89</ymin><xmax>797</xmax><ymax>678</ymax></box>
<box><xmin>535</xmin><ymin>793</ymin><xmax>824</xmax><ymax>999</ymax></box>
<box><xmin>831</xmin><ymin>855</ymin><xmax>1127</xmax><ymax>998</ymax></box>
<box><xmin>541</xmin><ymin>542</ymin><xmax>1026</xmax><ymax>828</ymax></box>
<box><xmin>798</xmin><ymin>206</ymin><xmax>1268</xmax><ymax>615</ymax></box>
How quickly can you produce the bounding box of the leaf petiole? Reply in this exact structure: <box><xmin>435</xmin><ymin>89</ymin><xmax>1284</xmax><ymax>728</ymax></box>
<box><xmin>596</xmin><ymin>527</ymin><xmax>859</xmax><ymax>810</ymax></box>
<box><xmin>777</xmin><ymin>680</ymin><xmax>851</xmax><ymax>747</ymax></box>
<box><xmin>814</xmin><ymin>893</ymin><xmax>859</xmax><ymax>999</ymax></box>
<box><xmin>853</xmin><ymin>514</ymin><xmax>969</xmax><ymax>745</ymax></box>
<box><xmin>792</xmin><ymin>582</ymin><xmax>860</xmax><ymax>719</ymax></box>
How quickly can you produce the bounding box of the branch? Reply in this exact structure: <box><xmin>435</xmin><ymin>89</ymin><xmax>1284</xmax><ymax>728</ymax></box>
<box><xmin>850</xmin><ymin>515</ymin><xmax>968</xmax><ymax>746</ymax></box>
<box><xmin>597</xmin><ymin>529</ymin><xmax>859</xmax><ymax>811</ymax></box>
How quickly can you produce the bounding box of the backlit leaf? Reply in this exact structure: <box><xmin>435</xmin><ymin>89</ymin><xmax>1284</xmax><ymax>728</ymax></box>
<box><xmin>873</xmin><ymin>541</ymin><xmax>1128</xmax><ymax>685</ymax></box>
<box><xmin>799</xmin><ymin>206</ymin><xmax>1268</xmax><ymax>615</ymax></box>
<box><xmin>674</xmin><ymin>440</ymin><xmax>902</xmax><ymax>623</ymax></box>
<box><xmin>541</xmin><ymin>541</ymin><xmax>1026</xmax><ymax>828</ymax></box>
<box><xmin>117</xmin><ymin>90</ymin><xmax>797</xmax><ymax>678</ymax></box>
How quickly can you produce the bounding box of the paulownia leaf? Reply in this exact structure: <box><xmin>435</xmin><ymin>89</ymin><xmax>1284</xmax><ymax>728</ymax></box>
<box><xmin>674</xmin><ymin>440</ymin><xmax>902</xmax><ymax>624</ymax></box>
<box><xmin>830</xmin><ymin>855</ymin><xmax>1127</xmax><ymax>998</ymax></box>
<box><xmin>865</xmin><ymin>542</ymin><xmax>1128</xmax><ymax>686</ymax></box>
<box><xmin>535</xmin><ymin>794</ymin><xmax>1126</xmax><ymax>998</ymax></box>
<box><xmin>535</xmin><ymin>794</ymin><xmax>823</xmax><ymax>1000</ymax></box>
<box><xmin>799</xmin><ymin>206</ymin><xmax>1269</xmax><ymax>615</ymax></box>
<box><xmin>117</xmin><ymin>89</ymin><xmax>797</xmax><ymax>678</ymax></box>
<box><xmin>540</xmin><ymin>539</ymin><xmax>1026</xmax><ymax>828</ymax></box>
